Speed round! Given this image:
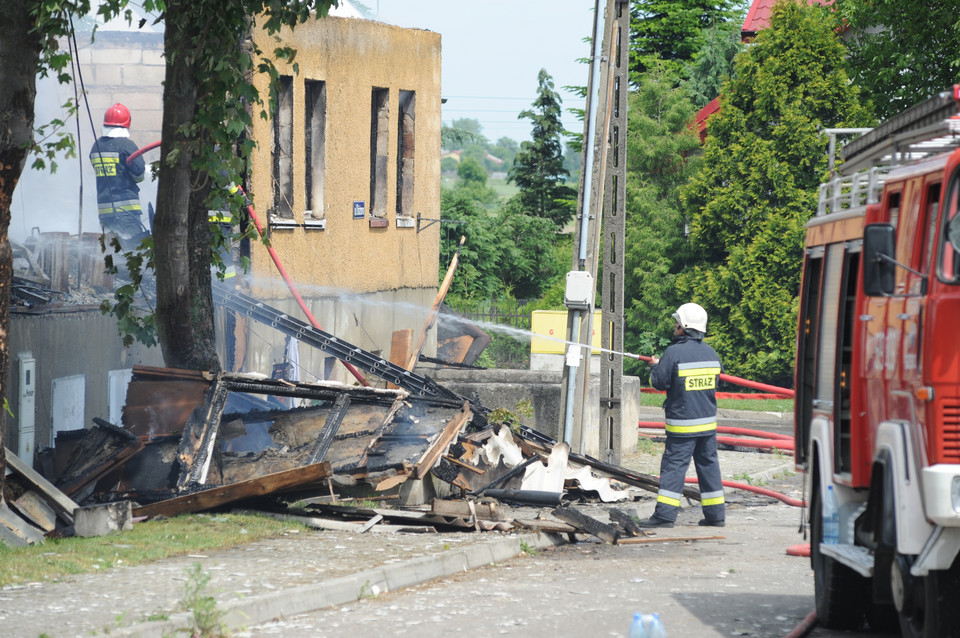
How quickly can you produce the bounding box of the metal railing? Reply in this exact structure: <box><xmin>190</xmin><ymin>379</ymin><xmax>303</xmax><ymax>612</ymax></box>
<box><xmin>447</xmin><ymin>299</ymin><xmax>534</xmax><ymax>369</ymax></box>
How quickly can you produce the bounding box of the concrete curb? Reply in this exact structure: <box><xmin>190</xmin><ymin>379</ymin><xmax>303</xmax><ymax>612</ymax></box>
<box><xmin>111</xmin><ymin>531</ymin><xmax>569</xmax><ymax>637</ymax></box>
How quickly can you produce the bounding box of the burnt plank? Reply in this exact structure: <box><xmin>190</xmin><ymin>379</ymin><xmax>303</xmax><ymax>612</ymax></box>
<box><xmin>11</xmin><ymin>490</ymin><xmax>57</xmax><ymax>533</ymax></box>
<box><xmin>551</xmin><ymin>506</ymin><xmax>620</xmax><ymax>544</ymax></box>
<box><xmin>134</xmin><ymin>462</ymin><xmax>332</xmax><ymax>518</ymax></box>
<box><xmin>123</xmin><ymin>367</ymin><xmax>212</xmax><ymax>439</ymax></box>
<box><xmin>512</xmin><ymin>518</ymin><xmax>578</xmax><ymax>534</ymax></box>
<box><xmin>608</xmin><ymin>507</ymin><xmax>642</xmax><ymax>537</ymax></box>
<box><xmin>4</xmin><ymin>447</ymin><xmax>78</xmax><ymax>524</ymax></box>
<box><xmin>412</xmin><ymin>402</ymin><xmax>471</xmax><ymax>479</ymax></box>
<box><xmin>56</xmin><ymin>423</ymin><xmax>145</xmax><ymax>497</ymax></box>
<box><xmin>0</xmin><ymin>502</ymin><xmax>45</xmax><ymax>545</ymax></box>
<box><xmin>430</xmin><ymin>499</ymin><xmax>503</xmax><ymax>521</ymax></box>
<box><xmin>617</xmin><ymin>535</ymin><xmax>725</xmax><ymax>545</ymax></box>
<box><xmin>176</xmin><ymin>377</ymin><xmax>231</xmax><ymax>487</ymax></box>
<box><xmin>306</xmin><ymin>394</ymin><xmax>350</xmax><ymax>464</ymax></box>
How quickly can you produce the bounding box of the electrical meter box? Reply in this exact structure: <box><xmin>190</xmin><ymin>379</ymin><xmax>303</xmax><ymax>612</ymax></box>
<box><xmin>564</xmin><ymin>271</ymin><xmax>594</xmax><ymax>310</ymax></box>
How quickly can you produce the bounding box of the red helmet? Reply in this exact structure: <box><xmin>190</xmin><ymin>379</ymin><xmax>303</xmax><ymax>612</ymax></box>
<box><xmin>103</xmin><ymin>103</ymin><xmax>131</xmax><ymax>128</ymax></box>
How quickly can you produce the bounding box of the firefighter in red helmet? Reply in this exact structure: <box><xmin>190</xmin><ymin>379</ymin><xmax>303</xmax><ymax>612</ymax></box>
<box><xmin>89</xmin><ymin>103</ymin><xmax>148</xmax><ymax>251</ymax></box>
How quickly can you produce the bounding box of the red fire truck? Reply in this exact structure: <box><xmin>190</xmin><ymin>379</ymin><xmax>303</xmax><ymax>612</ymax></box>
<box><xmin>796</xmin><ymin>87</ymin><xmax>960</xmax><ymax>637</ymax></box>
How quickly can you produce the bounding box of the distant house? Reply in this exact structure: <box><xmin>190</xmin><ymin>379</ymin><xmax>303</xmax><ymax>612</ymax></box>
<box><xmin>691</xmin><ymin>0</ymin><xmax>833</xmax><ymax>142</ymax></box>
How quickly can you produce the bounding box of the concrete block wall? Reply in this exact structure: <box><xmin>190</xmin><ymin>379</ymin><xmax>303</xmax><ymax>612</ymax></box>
<box><xmin>73</xmin><ymin>31</ymin><xmax>165</xmax><ymax>144</ymax></box>
<box><xmin>430</xmin><ymin>368</ymin><xmax>640</xmax><ymax>460</ymax></box>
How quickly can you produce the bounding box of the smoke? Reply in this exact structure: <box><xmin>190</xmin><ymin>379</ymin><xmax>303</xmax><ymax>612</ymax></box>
<box><xmin>10</xmin><ymin>74</ymin><xmax>159</xmax><ymax>244</ymax></box>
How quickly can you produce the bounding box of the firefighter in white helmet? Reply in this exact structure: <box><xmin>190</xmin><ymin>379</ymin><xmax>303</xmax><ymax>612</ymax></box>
<box><xmin>638</xmin><ymin>302</ymin><xmax>726</xmax><ymax>528</ymax></box>
<box><xmin>89</xmin><ymin>103</ymin><xmax>148</xmax><ymax>251</ymax></box>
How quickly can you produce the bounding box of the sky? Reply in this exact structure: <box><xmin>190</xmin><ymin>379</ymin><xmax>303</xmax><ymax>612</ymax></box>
<box><xmin>368</xmin><ymin>0</ymin><xmax>596</xmax><ymax>144</ymax></box>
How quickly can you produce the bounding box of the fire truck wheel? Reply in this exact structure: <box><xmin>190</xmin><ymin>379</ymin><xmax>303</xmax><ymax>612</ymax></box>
<box><xmin>895</xmin><ymin>553</ymin><xmax>960</xmax><ymax>638</ymax></box>
<box><xmin>811</xmin><ymin>486</ymin><xmax>866</xmax><ymax>629</ymax></box>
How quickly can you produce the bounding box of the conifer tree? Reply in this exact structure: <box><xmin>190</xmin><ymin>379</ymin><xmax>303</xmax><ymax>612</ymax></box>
<box><xmin>622</xmin><ymin>62</ymin><xmax>702</xmax><ymax>361</ymax></box>
<box><xmin>508</xmin><ymin>69</ymin><xmax>576</xmax><ymax>229</ymax></box>
<box><xmin>677</xmin><ymin>1</ymin><xmax>873</xmax><ymax>384</ymax></box>
<box><xmin>629</xmin><ymin>0</ymin><xmax>739</xmax><ymax>81</ymax></box>
<box><xmin>833</xmin><ymin>0</ymin><xmax>960</xmax><ymax>120</ymax></box>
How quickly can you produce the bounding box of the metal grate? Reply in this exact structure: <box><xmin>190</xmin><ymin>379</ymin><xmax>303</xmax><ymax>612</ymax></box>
<box><xmin>941</xmin><ymin>401</ymin><xmax>960</xmax><ymax>463</ymax></box>
<box><xmin>448</xmin><ymin>299</ymin><xmax>533</xmax><ymax>369</ymax></box>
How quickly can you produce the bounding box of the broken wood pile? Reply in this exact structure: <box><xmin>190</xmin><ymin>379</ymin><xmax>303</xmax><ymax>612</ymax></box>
<box><xmin>1</xmin><ymin>363</ymin><xmax>681</xmax><ymax>548</ymax></box>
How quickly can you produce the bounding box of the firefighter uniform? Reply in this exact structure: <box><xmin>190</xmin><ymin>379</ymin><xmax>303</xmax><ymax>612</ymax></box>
<box><xmin>90</xmin><ymin>104</ymin><xmax>147</xmax><ymax>250</ymax></box>
<box><xmin>647</xmin><ymin>333</ymin><xmax>725</xmax><ymax>526</ymax></box>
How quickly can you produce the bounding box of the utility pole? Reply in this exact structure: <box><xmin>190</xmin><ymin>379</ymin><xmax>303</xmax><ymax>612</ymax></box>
<box><xmin>559</xmin><ymin>0</ymin><xmax>629</xmax><ymax>461</ymax></box>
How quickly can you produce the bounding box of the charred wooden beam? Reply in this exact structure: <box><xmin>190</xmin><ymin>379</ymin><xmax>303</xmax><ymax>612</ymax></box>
<box><xmin>55</xmin><ymin>420</ymin><xmax>144</xmax><ymax>497</ymax></box>
<box><xmin>306</xmin><ymin>394</ymin><xmax>350</xmax><ymax>464</ymax></box>
<box><xmin>551</xmin><ymin>506</ymin><xmax>620</xmax><ymax>544</ymax></box>
<box><xmin>4</xmin><ymin>447</ymin><xmax>78</xmax><ymax>525</ymax></box>
<box><xmin>412</xmin><ymin>401</ymin><xmax>471</xmax><ymax>479</ymax></box>
<box><xmin>134</xmin><ymin>462</ymin><xmax>332</xmax><ymax>518</ymax></box>
<box><xmin>608</xmin><ymin>507</ymin><xmax>643</xmax><ymax>537</ymax></box>
<box><xmin>617</xmin><ymin>534</ymin><xmax>725</xmax><ymax>545</ymax></box>
<box><xmin>486</xmin><ymin>489</ymin><xmax>564</xmax><ymax>507</ymax></box>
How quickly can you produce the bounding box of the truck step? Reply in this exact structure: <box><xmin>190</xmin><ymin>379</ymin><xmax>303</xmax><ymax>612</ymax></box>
<box><xmin>820</xmin><ymin>543</ymin><xmax>874</xmax><ymax>577</ymax></box>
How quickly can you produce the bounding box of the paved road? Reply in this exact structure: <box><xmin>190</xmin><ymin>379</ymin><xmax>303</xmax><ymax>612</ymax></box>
<box><xmin>238</xmin><ymin>470</ymin><xmax>899</xmax><ymax>638</ymax></box>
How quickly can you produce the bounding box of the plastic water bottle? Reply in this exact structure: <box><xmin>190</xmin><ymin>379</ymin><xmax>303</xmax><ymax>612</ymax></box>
<box><xmin>629</xmin><ymin>612</ymin><xmax>666</xmax><ymax>638</ymax></box>
<box><xmin>822</xmin><ymin>484</ymin><xmax>840</xmax><ymax>545</ymax></box>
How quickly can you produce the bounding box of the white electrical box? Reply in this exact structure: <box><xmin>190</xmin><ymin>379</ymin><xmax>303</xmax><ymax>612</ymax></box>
<box><xmin>17</xmin><ymin>354</ymin><xmax>35</xmax><ymax>464</ymax></box>
<box><xmin>564</xmin><ymin>271</ymin><xmax>594</xmax><ymax>310</ymax></box>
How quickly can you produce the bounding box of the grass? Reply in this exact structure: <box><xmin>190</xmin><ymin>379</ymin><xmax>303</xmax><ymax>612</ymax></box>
<box><xmin>488</xmin><ymin>175</ymin><xmax>519</xmax><ymax>200</ymax></box>
<box><xmin>636</xmin><ymin>437</ymin><xmax>665</xmax><ymax>455</ymax></box>
<box><xmin>640</xmin><ymin>392</ymin><xmax>794</xmax><ymax>413</ymax></box>
<box><xmin>177</xmin><ymin>562</ymin><xmax>229</xmax><ymax>637</ymax></box>
<box><xmin>0</xmin><ymin>513</ymin><xmax>308</xmax><ymax>588</ymax></box>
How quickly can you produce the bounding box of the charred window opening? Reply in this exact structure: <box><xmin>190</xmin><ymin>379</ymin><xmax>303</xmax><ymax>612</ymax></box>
<box><xmin>272</xmin><ymin>75</ymin><xmax>294</xmax><ymax>221</ymax></box>
<box><xmin>370</xmin><ymin>88</ymin><xmax>389</xmax><ymax>219</ymax></box>
<box><xmin>396</xmin><ymin>90</ymin><xmax>415</xmax><ymax>219</ymax></box>
<box><xmin>304</xmin><ymin>80</ymin><xmax>326</xmax><ymax>224</ymax></box>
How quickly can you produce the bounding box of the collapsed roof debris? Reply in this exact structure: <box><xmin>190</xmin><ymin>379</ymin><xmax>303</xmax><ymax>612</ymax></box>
<box><xmin>2</xmin><ymin>281</ymin><xmax>667</xmax><ymax>545</ymax></box>
<box><xmin>2</xmin><ymin>354</ymin><xmax>670</xmax><ymax>544</ymax></box>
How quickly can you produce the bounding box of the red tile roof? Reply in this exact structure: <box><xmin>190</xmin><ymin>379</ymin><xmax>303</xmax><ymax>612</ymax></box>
<box><xmin>693</xmin><ymin>97</ymin><xmax>721</xmax><ymax>143</ymax></box>
<box><xmin>742</xmin><ymin>0</ymin><xmax>833</xmax><ymax>39</ymax></box>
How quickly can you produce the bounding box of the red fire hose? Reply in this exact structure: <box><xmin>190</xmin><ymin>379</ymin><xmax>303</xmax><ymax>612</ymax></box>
<box><xmin>638</xmin><ymin>423</ymin><xmax>795</xmax><ymax>453</ymax></box>
<box><xmin>784</xmin><ymin>610</ymin><xmax>817</xmax><ymax>637</ymax></box>
<box><xmin>234</xmin><ymin>185</ymin><xmax>369</xmax><ymax>386</ymax></box>
<box><xmin>684</xmin><ymin>477</ymin><xmax>806</xmax><ymax>508</ymax></box>
<box><xmin>632</xmin><ymin>353</ymin><xmax>795</xmax><ymax>397</ymax></box>
<box><xmin>125</xmin><ymin>140</ymin><xmax>161</xmax><ymax>166</ymax></box>
<box><xmin>640</xmin><ymin>430</ymin><xmax>795</xmax><ymax>453</ymax></box>
<box><xmin>638</xmin><ymin>421</ymin><xmax>792</xmax><ymax>440</ymax></box>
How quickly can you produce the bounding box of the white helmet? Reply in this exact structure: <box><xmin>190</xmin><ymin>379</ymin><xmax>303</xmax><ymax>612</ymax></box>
<box><xmin>672</xmin><ymin>302</ymin><xmax>708</xmax><ymax>333</ymax></box>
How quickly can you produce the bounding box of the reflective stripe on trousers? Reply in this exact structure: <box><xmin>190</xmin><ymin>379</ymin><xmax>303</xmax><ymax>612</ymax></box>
<box><xmin>652</xmin><ymin>433</ymin><xmax>725</xmax><ymax>523</ymax></box>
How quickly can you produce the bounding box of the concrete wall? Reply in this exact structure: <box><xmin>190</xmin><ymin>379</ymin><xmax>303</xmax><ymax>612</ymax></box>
<box><xmin>430</xmin><ymin>368</ymin><xmax>640</xmax><ymax>460</ymax></box>
<box><xmin>6</xmin><ymin>307</ymin><xmax>164</xmax><ymax>459</ymax></box>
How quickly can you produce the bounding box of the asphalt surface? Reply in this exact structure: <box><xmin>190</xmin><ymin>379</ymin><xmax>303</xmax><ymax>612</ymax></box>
<box><xmin>0</xmin><ymin>408</ymin><xmax>897</xmax><ymax>638</ymax></box>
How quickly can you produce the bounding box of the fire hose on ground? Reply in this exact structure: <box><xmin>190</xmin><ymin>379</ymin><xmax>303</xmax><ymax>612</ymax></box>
<box><xmin>638</xmin><ymin>422</ymin><xmax>795</xmax><ymax>453</ymax></box>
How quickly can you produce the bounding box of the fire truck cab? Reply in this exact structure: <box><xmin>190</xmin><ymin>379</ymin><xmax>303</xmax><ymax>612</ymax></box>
<box><xmin>796</xmin><ymin>88</ymin><xmax>960</xmax><ymax>637</ymax></box>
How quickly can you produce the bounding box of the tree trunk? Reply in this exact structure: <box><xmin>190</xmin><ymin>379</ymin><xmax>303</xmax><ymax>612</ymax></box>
<box><xmin>0</xmin><ymin>0</ymin><xmax>42</xmax><ymax>496</ymax></box>
<box><xmin>154</xmin><ymin>0</ymin><xmax>221</xmax><ymax>372</ymax></box>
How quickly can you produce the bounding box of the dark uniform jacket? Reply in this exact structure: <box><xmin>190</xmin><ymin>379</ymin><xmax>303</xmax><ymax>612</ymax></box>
<box><xmin>89</xmin><ymin>136</ymin><xmax>144</xmax><ymax>214</ymax></box>
<box><xmin>649</xmin><ymin>334</ymin><xmax>722</xmax><ymax>437</ymax></box>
